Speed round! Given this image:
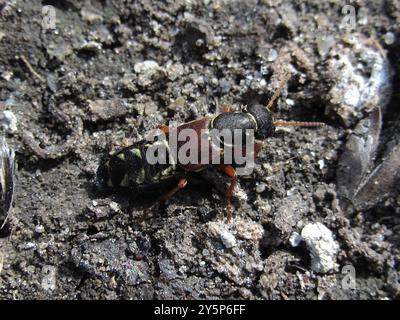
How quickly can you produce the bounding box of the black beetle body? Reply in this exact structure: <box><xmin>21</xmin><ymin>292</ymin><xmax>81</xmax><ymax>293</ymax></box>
<box><xmin>97</xmin><ymin>104</ymin><xmax>276</xmax><ymax>191</ymax></box>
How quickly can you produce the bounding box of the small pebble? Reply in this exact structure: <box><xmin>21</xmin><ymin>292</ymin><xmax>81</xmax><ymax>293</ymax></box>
<box><xmin>285</xmin><ymin>98</ymin><xmax>295</xmax><ymax>106</ymax></box>
<box><xmin>178</xmin><ymin>265</ymin><xmax>187</xmax><ymax>274</ymax></box>
<box><xmin>289</xmin><ymin>232</ymin><xmax>302</xmax><ymax>247</ymax></box>
<box><xmin>41</xmin><ymin>265</ymin><xmax>57</xmax><ymax>291</ymax></box>
<box><xmin>79</xmin><ymin>40</ymin><xmax>102</xmax><ymax>52</ymax></box>
<box><xmin>318</xmin><ymin>159</ymin><xmax>325</xmax><ymax>170</ymax></box>
<box><xmin>220</xmin><ymin>230</ymin><xmax>237</xmax><ymax>248</ymax></box>
<box><xmin>35</xmin><ymin>225</ymin><xmax>45</xmax><ymax>234</ymax></box>
<box><xmin>1</xmin><ymin>71</ymin><xmax>13</xmax><ymax>81</ymax></box>
<box><xmin>0</xmin><ymin>110</ymin><xmax>17</xmax><ymax>133</ymax></box>
<box><xmin>259</xmin><ymin>202</ymin><xmax>272</xmax><ymax>215</ymax></box>
<box><xmin>80</xmin><ymin>8</ymin><xmax>103</xmax><ymax>23</ymax></box>
<box><xmin>143</xmin><ymin>101</ymin><xmax>158</xmax><ymax>115</ymax></box>
<box><xmin>20</xmin><ymin>242</ymin><xmax>36</xmax><ymax>250</ymax></box>
<box><xmin>267</xmin><ymin>48</ymin><xmax>278</xmax><ymax>62</ymax></box>
<box><xmin>109</xmin><ymin>201</ymin><xmax>120</xmax><ymax>212</ymax></box>
<box><xmin>383</xmin><ymin>32</ymin><xmax>395</xmax><ymax>45</ymax></box>
<box><xmin>317</xmin><ymin>35</ymin><xmax>335</xmax><ymax>56</ymax></box>
<box><xmin>314</xmin><ymin>186</ymin><xmax>326</xmax><ymax>201</ymax></box>
<box><xmin>134</xmin><ymin>60</ymin><xmax>159</xmax><ymax>74</ymax></box>
<box><xmin>256</xmin><ymin>183</ymin><xmax>266</xmax><ymax>193</ymax></box>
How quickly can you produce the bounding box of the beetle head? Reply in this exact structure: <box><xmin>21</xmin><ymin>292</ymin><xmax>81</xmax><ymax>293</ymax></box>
<box><xmin>246</xmin><ymin>104</ymin><xmax>275</xmax><ymax>140</ymax></box>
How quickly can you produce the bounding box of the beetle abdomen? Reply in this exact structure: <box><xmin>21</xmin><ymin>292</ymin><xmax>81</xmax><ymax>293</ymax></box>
<box><xmin>109</xmin><ymin>148</ymin><xmax>145</xmax><ymax>187</ymax></box>
<box><xmin>96</xmin><ymin>140</ymin><xmax>177</xmax><ymax>190</ymax></box>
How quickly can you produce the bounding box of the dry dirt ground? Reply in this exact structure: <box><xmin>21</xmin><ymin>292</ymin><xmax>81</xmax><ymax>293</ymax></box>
<box><xmin>0</xmin><ymin>0</ymin><xmax>399</xmax><ymax>299</ymax></box>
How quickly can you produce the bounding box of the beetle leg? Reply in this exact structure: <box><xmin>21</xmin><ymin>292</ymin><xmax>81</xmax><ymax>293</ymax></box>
<box><xmin>223</xmin><ymin>106</ymin><xmax>234</xmax><ymax>112</ymax></box>
<box><xmin>157</xmin><ymin>124</ymin><xmax>169</xmax><ymax>134</ymax></box>
<box><xmin>159</xmin><ymin>177</ymin><xmax>188</xmax><ymax>202</ymax></box>
<box><xmin>217</xmin><ymin>164</ymin><xmax>237</xmax><ymax>221</ymax></box>
<box><xmin>141</xmin><ymin>177</ymin><xmax>188</xmax><ymax>221</ymax></box>
<box><xmin>110</xmin><ymin>137</ymin><xmax>130</xmax><ymax>151</ymax></box>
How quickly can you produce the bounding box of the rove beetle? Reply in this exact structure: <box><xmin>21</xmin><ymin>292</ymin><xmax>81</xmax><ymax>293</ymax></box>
<box><xmin>96</xmin><ymin>75</ymin><xmax>324</xmax><ymax>221</ymax></box>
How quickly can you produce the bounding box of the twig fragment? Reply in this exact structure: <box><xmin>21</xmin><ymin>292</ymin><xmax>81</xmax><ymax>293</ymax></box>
<box><xmin>19</xmin><ymin>55</ymin><xmax>45</xmax><ymax>82</ymax></box>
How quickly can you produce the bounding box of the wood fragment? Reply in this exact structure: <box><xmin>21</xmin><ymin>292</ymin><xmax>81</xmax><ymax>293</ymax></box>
<box><xmin>19</xmin><ymin>55</ymin><xmax>45</xmax><ymax>82</ymax></box>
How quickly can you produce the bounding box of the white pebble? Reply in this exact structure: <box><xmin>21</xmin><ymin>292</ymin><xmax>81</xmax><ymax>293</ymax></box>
<box><xmin>178</xmin><ymin>265</ymin><xmax>187</xmax><ymax>274</ymax></box>
<box><xmin>0</xmin><ymin>110</ymin><xmax>17</xmax><ymax>133</ymax></box>
<box><xmin>285</xmin><ymin>98</ymin><xmax>295</xmax><ymax>106</ymax></box>
<box><xmin>318</xmin><ymin>159</ymin><xmax>325</xmax><ymax>170</ymax></box>
<box><xmin>289</xmin><ymin>232</ymin><xmax>302</xmax><ymax>247</ymax></box>
<box><xmin>220</xmin><ymin>230</ymin><xmax>237</xmax><ymax>248</ymax></box>
<box><xmin>134</xmin><ymin>60</ymin><xmax>159</xmax><ymax>74</ymax></box>
<box><xmin>35</xmin><ymin>225</ymin><xmax>45</xmax><ymax>234</ymax></box>
<box><xmin>256</xmin><ymin>183</ymin><xmax>266</xmax><ymax>193</ymax></box>
<box><xmin>267</xmin><ymin>49</ymin><xmax>278</xmax><ymax>62</ymax></box>
<box><xmin>384</xmin><ymin>32</ymin><xmax>395</xmax><ymax>45</ymax></box>
<box><xmin>109</xmin><ymin>201</ymin><xmax>120</xmax><ymax>212</ymax></box>
<box><xmin>301</xmin><ymin>222</ymin><xmax>339</xmax><ymax>273</ymax></box>
<box><xmin>21</xmin><ymin>242</ymin><xmax>36</xmax><ymax>250</ymax></box>
<box><xmin>41</xmin><ymin>265</ymin><xmax>57</xmax><ymax>291</ymax></box>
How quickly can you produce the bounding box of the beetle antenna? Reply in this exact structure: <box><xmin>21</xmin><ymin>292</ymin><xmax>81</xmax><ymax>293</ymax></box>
<box><xmin>273</xmin><ymin>120</ymin><xmax>325</xmax><ymax>127</ymax></box>
<box><xmin>265</xmin><ymin>72</ymin><xmax>290</xmax><ymax>111</ymax></box>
